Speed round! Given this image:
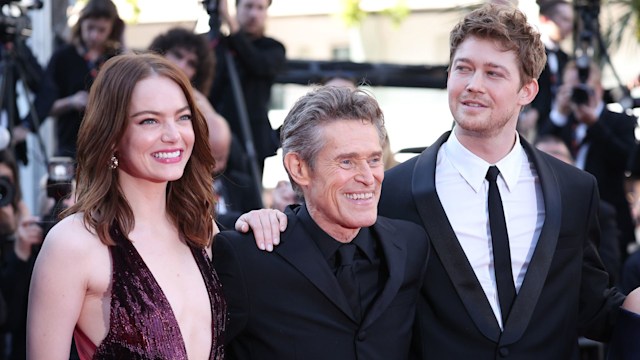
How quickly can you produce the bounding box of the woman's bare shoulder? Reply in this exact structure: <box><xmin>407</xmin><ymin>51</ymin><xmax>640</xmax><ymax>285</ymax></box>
<box><xmin>42</xmin><ymin>213</ymin><xmax>105</xmax><ymax>256</ymax></box>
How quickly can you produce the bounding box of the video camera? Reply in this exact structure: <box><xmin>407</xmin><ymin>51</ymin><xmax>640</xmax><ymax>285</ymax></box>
<box><xmin>0</xmin><ymin>0</ymin><xmax>42</xmax><ymax>43</ymax></box>
<box><xmin>0</xmin><ymin>175</ymin><xmax>14</xmax><ymax>208</ymax></box>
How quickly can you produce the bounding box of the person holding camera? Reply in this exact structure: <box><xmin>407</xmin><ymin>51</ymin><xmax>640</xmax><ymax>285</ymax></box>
<box><xmin>518</xmin><ymin>0</ymin><xmax>574</xmax><ymax>141</ymax></box>
<box><xmin>538</xmin><ymin>60</ymin><xmax>638</xmax><ymax>263</ymax></box>
<box><xmin>208</xmin><ymin>0</ymin><xmax>286</xmax><ymax>179</ymax></box>
<box><xmin>0</xmin><ymin>148</ymin><xmax>43</xmax><ymax>360</ymax></box>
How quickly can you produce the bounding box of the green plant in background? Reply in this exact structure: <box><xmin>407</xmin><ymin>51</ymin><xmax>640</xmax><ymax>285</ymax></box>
<box><xmin>602</xmin><ymin>0</ymin><xmax>640</xmax><ymax>51</ymax></box>
<box><xmin>121</xmin><ymin>0</ymin><xmax>141</xmax><ymax>23</ymax></box>
<box><xmin>339</xmin><ymin>0</ymin><xmax>410</xmax><ymax>28</ymax></box>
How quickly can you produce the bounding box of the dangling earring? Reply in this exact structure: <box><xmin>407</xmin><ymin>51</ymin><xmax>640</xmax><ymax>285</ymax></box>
<box><xmin>109</xmin><ymin>155</ymin><xmax>119</xmax><ymax>170</ymax></box>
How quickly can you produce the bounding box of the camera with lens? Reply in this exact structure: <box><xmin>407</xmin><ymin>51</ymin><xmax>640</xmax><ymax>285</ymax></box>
<box><xmin>0</xmin><ymin>0</ymin><xmax>42</xmax><ymax>43</ymax></box>
<box><xmin>45</xmin><ymin>157</ymin><xmax>74</xmax><ymax>202</ymax></box>
<box><xmin>571</xmin><ymin>84</ymin><xmax>594</xmax><ymax>106</ymax></box>
<box><xmin>0</xmin><ymin>175</ymin><xmax>14</xmax><ymax>208</ymax></box>
<box><xmin>38</xmin><ymin>157</ymin><xmax>74</xmax><ymax>235</ymax></box>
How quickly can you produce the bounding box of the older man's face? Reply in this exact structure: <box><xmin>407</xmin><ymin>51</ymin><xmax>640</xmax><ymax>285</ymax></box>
<box><xmin>302</xmin><ymin>120</ymin><xmax>384</xmax><ymax>239</ymax></box>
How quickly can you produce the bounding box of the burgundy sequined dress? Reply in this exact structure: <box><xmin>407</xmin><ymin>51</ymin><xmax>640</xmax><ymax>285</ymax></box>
<box><xmin>73</xmin><ymin>226</ymin><xmax>226</xmax><ymax>359</ymax></box>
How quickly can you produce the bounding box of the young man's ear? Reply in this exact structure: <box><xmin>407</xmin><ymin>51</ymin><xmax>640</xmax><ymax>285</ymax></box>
<box><xmin>519</xmin><ymin>79</ymin><xmax>539</xmax><ymax>106</ymax></box>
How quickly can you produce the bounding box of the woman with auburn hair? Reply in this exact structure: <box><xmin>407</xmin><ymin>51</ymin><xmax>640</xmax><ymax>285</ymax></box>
<box><xmin>26</xmin><ymin>53</ymin><xmax>225</xmax><ymax>359</ymax></box>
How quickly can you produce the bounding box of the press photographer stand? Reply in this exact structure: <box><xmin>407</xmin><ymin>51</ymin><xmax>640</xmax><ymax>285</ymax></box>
<box><xmin>0</xmin><ymin>39</ymin><xmax>48</xmax><ymax>165</ymax></box>
<box><xmin>207</xmin><ymin>1</ymin><xmax>264</xmax><ymax>208</ymax></box>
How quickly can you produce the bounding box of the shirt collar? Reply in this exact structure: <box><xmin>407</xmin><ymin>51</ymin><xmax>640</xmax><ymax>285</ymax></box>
<box><xmin>443</xmin><ymin>131</ymin><xmax>525</xmax><ymax>193</ymax></box>
<box><xmin>297</xmin><ymin>203</ymin><xmax>376</xmax><ymax>263</ymax></box>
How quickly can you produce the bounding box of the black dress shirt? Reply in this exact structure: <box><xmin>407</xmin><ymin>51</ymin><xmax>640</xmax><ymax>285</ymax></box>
<box><xmin>297</xmin><ymin>205</ymin><xmax>385</xmax><ymax>318</ymax></box>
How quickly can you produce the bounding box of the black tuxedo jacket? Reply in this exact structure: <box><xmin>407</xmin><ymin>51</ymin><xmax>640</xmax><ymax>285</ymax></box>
<box><xmin>379</xmin><ymin>131</ymin><xmax>625</xmax><ymax>360</ymax></box>
<box><xmin>213</xmin><ymin>205</ymin><xmax>429</xmax><ymax>360</ymax></box>
<box><xmin>215</xmin><ymin>169</ymin><xmax>263</xmax><ymax>230</ymax></box>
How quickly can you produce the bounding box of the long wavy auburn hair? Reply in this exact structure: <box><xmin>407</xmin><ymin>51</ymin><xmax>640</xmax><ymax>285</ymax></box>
<box><xmin>63</xmin><ymin>52</ymin><xmax>217</xmax><ymax>248</ymax></box>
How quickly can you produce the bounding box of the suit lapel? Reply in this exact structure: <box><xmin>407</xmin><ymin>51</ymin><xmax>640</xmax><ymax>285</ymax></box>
<box><xmin>361</xmin><ymin>218</ymin><xmax>407</xmax><ymax>329</ymax></box>
<box><xmin>410</xmin><ymin>132</ymin><xmax>564</xmax><ymax>344</ymax></box>
<box><xmin>501</xmin><ymin>137</ymin><xmax>561</xmax><ymax>344</ymax></box>
<box><xmin>411</xmin><ymin>131</ymin><xmax>501</xmax><ymax>342</ymax></box>
<box><xmin>275</xmin><ymin>210</ymin><xmax>358</xmax><ymax>322</ymax></box>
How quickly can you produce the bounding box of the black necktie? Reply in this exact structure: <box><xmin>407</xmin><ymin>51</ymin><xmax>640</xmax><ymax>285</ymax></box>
<box><xmin>486</xmin><ymin>166</ymin><xmax>516</xmax><ymax>326</ymax></box>
<box><xmin>335</xmin><ymin>243</ymin><xmax>361</xmax><ymax>321</ymax></box>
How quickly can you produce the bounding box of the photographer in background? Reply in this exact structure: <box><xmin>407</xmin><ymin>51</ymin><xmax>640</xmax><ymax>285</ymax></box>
<box><xmin>538</xmin><ymin>60</ymin><xmax>637</xmax><ymax>264</ymax></box>
<box><xmin>208</xmin><ymin>0</ymin><xmax>286</xmax><ymax>179</ymax></box>
<box><xmin>0</xmin><ymin>148</ymin><xmax>42</xmax><ymax>360</ymax></box>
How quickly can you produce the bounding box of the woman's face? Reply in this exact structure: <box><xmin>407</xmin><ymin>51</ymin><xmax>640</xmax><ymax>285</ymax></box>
<box><xmin>81</xmin><ymin>17</ymin><xmax>113</xmax><ymax>51</ymax></box>
<box><xmin>116</xmin><ymin>75</ymin><xmax>195</xmax><ymax>185</ymax></box>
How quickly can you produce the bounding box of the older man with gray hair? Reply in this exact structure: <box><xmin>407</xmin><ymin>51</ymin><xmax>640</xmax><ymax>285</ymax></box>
<box><xmin>213</xmin><ymin>85</ymin><xmax>429</xmax><ymax>359</ymax></box>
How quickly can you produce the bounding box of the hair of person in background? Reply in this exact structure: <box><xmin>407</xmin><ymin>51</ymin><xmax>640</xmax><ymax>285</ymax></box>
<box><xmin>148</xmin><ymin>27</ymin><xmax>216</xmax><ymax>97</ymax></box>
<box><xmin>70</xmin><ymin>0</ymin><xmax>125</xmax><ymax>51</ymax></box>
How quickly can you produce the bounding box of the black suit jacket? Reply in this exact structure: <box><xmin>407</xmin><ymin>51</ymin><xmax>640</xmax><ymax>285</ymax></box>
<box><xmin>539</xmin><ymin>108</ymin><xmax>637</xmax><ymax>251</ymax></box>
<box><xmin>530</xmin><ymin>47</ymin><xmax>569</xmax><ymax>132</ymax></box>
<box><xmin>213</xmin><ymin>205</ymin><xmax>429</xmax><ymax>360</ymax></box>
<box><xmin>215</xmin><ymin>169</ymin><xmax>263</xmax><ymax>230</ymax></box>
<box><xmin>379</xmin><ymin>131</ymin><xmax>625</xmax><ymax>360</ymax></box>
<box><xmin>210</xmin><ymin>33</ymin><xmax>286</xmax><ymax>164</ymax></box>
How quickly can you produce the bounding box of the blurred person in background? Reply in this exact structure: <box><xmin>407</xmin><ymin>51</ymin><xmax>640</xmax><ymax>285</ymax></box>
<box><xmin>534</xmin><ymin>134</ymin><xmax>621</xmax><ymax>286</ymax></box>
<box><xmin>269</xmin><ymin>180</ymin><xmax>298</xmax><ymax>212</ymax></box>
<box><xmin>209</xmin><ymin>113</ymin><xmax>262</xmax><ymax>229</ymax></box>
<box><xmin>518</xmin><ymin>0</ymin><xmax>573</xmax><ymax>140</ymax></box>
<box><xmin>19</xmin><ymin>0</ymin><xmax>125</xmax><ymax>159</ymax></box>
<box><xmin>0</xmin><ymin>148</ymin><xmax>43</xmax><ymax>360</ymax></box>
<box><xmin>209</xmin><ymin>0</ymin><xmax>286</xmax><ymax>179</ymax></box>
<box><xmin>538</xmin><ymin>60</ymin><xmax>637</xmax><ymax>263</ymax></box>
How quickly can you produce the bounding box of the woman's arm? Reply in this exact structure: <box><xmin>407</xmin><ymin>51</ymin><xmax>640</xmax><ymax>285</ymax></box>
<box><xmin>27</xmin><ymin>218</ymin><xmax>93</xmax><ymax>359</ymax></box>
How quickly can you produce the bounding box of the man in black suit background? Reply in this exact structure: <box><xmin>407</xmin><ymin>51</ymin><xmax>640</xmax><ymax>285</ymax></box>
<box><xmin>519</xmin><ymin>0</ymin><xmax>573</xmax><ymax>140</ymax></box>
<box><xmin>237</xmin><ymin>4</ymin><xmax>632</xmax><ymax>359</ymax></box>
<box><xmin>209</xmin><ymin>116</ymin><xmax>263</xmax><ymax>230</ymax></box>
<box><xmin>209</xmin><ymin>0</ymin><xmax>286</xmax><ymax>179</ymax></box>
<box><xmin>213</xmin><ymin>86</ymin><xmax>429</xmax><ymax>359</ymax></box>
<box><xmin>538</xmin><ymin>60</ymin><xmax>637</xmax><ymax>263</ymax></box>
<box><xmin>534</xmin><ymin>134</ymin><xmax>621</xmax><ymax>286</ymax></box>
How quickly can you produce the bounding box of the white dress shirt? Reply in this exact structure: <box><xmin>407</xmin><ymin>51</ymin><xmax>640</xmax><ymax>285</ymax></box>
<box><xmin>436</xmin><ymin>131</ymin><xmax>545</xmax><ymax>328</ymax></box>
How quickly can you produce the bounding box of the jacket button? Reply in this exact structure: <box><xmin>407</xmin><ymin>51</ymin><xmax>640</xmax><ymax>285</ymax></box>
<box><xmin>499</xmin><ymin>347</ymin><xmax>509</xmax><ymax>357</ymax></box>
<box><xmin>357</xmin><ymin>331</ymin><xmax>366</xmax><ymax>341</ymax></box>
